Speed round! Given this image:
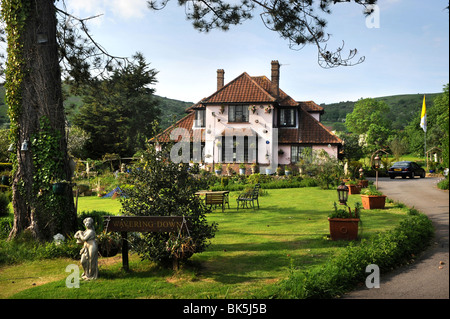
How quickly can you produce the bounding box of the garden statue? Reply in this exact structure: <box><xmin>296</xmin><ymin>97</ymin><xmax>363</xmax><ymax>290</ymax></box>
<box><xmin>75</xmin><ymin>217</ymin><xmax>98</xmax><ymax>280</ymax></box>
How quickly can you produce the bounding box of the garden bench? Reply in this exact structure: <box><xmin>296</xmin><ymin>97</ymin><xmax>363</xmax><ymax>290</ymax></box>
<box><xmin>203</xmin><ymin>191</ymin><xmax>230</xmax><ymax>213</ymax></box>
<box><xmin>236</xmin><ymin>183</ymin><xmax>260</xmax><ymax>210</ymax></box>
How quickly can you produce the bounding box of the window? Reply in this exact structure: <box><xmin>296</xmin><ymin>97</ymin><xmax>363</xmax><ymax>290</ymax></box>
<box><xmin>221</xmin><ymin>136</ymin><xmax>257</xmax><ymax>163</ymax></box>
<box><xmin>291</xmin><ymin>145</ymin><xmax>311</xmax><ymax>163</ymax></box>
<box><xmin>190</xmin><ymin>142</ymin><xmax>205</xmax><ymax>162</ymax></box>
<box><xmin>228</xmin><ymin>105</ymin><xmax>249</xmax><ymax>122</ymax></box>
<box><xmin>279</xmin><ymin>108</ymin><xmax>296</xmax><ymax>127</ymax></box>
<box><xmin>194</xmin><ymin>110</ymin><xmax>205</xmax><ymax>127</ymax></box>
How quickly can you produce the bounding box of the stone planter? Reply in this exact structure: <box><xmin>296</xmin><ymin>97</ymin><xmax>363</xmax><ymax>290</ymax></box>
<box><xmin>361</xmin><ymin>195</ymin><xmax>387</xmax><ymax>210</ymax></box>
<box><xmin>346</xmin><ymin>184</ymin><xmax>361</xmax><ymax>195</ymax></box>
<box><xmin>358</xmin><ymin>180</ymin><xmax>369</xmax><ymax>188</ymax></box>
<box><xmin>328</xmin><ymin>218</ymin><xmax>360</xmax><ymax>241</ymax></box>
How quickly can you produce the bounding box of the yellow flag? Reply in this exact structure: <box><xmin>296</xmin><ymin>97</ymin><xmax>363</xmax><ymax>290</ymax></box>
<box><xmin>420</xmin><ymin>95</ymin><xmax>427</xmax><ymax>132</ymax></box>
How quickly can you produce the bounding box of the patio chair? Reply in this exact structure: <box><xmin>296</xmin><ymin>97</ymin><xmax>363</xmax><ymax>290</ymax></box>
<box><xmin>236</xmin><ymin>184</ymin><xmax>260</xmax><ymax>210</ymax></box>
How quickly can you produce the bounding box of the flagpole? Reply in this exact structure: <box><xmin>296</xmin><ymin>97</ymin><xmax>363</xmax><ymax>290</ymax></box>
<box><xmin>425</xmin><ymin>128</ymin><xmax>427</xmax><ymax>171</ymax></box>
<box><xmin>421</xmin><ymin>95</ymin><xmax>427</xmax><ymax>170</ymax></box>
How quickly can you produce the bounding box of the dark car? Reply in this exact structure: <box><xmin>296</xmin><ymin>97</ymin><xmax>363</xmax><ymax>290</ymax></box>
<box><xmin>388</xmin><ymin>161</ymin><xmax>426</xmax><ymax>179</ymax></box>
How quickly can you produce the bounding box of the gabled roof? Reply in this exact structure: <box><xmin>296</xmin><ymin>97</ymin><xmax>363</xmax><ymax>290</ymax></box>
<box><xmin>252</xmin><ymin>76</ymin><xmax>298</xmax><ymax>107</ymax></box>
<box><xmin>149</xmin><ymin>112</ymin><xmax>205</xmax><ymax>143</ymax></box>
<box><xmin>200</xmin><ymin>72</ymin><xmax>276</xmax><ymax>104</ymax></box>
<box><xmin>199</xmin><ymin>72</ymin><xmax>298</xmax><ymax>107</ymax></box>
<box><xmin>278</xmin><ymin>108</ymin><xmax>342</xmax><ymax>145</ymax></box>
<box><xmin>298</xmin><ymin>101</ymin><xmax>324</xmax><ymax>114</ymax></box>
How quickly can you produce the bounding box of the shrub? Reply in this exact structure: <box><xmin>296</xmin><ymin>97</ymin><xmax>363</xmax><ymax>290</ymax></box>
<box><xmin>0</xmin><ymin>192</ymin><xmax>10</xmax><ymax>217</ymax></box>
<box><xmin>0</xmin><ymin>232</ymin><xmax>80</xmax><ymax>265</ymax></box>
<box><xmin>299</xmin><ymin>177</ymin><xmax>318</xmax><ymax>187</ymax></box>
<box><xmin>120</xmin><ymin>144</ymin><xmax>218</xmax><ymax>268</ymax></box>
<box><xmin>77</xmin><ymin>210</ymin><xmax>111</xmax><ymax>233</ymax></box>
<box><xmin>437</xmin><ymin>176</ymin><xmax>449</xmax><ymax>190</ymax></box>
<box><xmin>39</xmin><ymin>236</ymin><xmax>81</xmax><ymax>259</ymax></box>
<box><xmin>0</xmin><ymin>215</ymin><xmax>13</xmax><ymax>239</ymax></box>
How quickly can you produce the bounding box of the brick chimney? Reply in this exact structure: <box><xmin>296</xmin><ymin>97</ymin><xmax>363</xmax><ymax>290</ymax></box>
<box><xmin>270</xmin><ymin>60</ymin><xmax>280</xmax><ymax>98</ymax></box>
<box><xmin>217</xmin><ymin>69</ymin><xmax>225</xmax><ymax>91</ymax></box>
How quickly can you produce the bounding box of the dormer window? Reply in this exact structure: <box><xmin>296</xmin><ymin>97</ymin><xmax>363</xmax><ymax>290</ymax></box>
<box><xmin>194</xmin><ymin>110</ymin><xmax>205</xmax><ymax>127</ymax></box>
<box><xmin>279</xmin><ymin>108</ymin><xmax>296</xmax><ymax>127</ymax></box>
<box><xmin>228</xmin><ymin>105</ymin><xmax>249</xmax><ymax>123</ymax></box>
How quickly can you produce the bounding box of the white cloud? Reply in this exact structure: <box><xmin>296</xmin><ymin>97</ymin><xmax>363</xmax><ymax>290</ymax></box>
<box><xmin>64</xmin><ymin>0</ymin><xmax>147</xmax><ymax>22</ymax></box>
<box><xmin>109</xmin><ymin>0</ymin><xmax>148</xmax><ymax>20</ymax></box>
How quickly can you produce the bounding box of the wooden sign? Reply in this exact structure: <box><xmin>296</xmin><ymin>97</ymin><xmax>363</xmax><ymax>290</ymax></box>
<box><xmin>105</xmin><ymin>216</ymin><xmax>190</xmax><ymax>233</ymax></box>
<box><xmin>103</xmin><ymin>216</ymin><xmax>191</xmax><ymax>271</ymax></box>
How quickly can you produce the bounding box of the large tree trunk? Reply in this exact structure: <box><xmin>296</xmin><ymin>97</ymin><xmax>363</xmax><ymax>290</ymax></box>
<box><xmin>7</xmin><ymin>0</ymin><xmax>76</xmax><ymax>241</ymax></box>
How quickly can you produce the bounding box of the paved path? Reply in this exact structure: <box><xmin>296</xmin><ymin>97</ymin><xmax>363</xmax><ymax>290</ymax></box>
<box><xmin>343</xmin><ymin>176</ymin><xmax>449</xmax><ymax>299</ymax></box>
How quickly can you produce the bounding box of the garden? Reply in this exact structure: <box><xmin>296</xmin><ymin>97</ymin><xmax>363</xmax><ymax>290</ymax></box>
<box><xmin>0</xmin><ymin>153</ymin><xmax>435</xmax><ymax>298</ymax></box>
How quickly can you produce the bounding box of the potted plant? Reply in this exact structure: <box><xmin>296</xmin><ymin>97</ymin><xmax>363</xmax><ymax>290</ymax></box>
<box><xmin>52</xmin><ymin>180</ymin><xmax>69</xmax><ymax>195</ymax></box>
<box><xmin>239</xmin><ymin>163</ymin><xmax>246</xmax><ymax>175</ymax></box>
<box><xmin>328</xmin><ymin>202</ymin><xmax>362</xmax><ymax>241</ymax></box>
<box><xmin>360</xmin><ymin>185</ymin><xmax>387</xmax><ymax>209</ymax></box>
<box><xmin>97</xmin><ymin>231</ymin><xmax>122</xmax><ymax>257</ymax></box>
<box><xmin>358</xmin><ymin>177</ymin><xmax>369</xmax><ymax>188</ymax></box>
<box><xmin>285</xmin><ymin>164</ymin><xmax>294</xmax><ymax>176</ymax></box>
<box><xmin>345</xmin><ymin>180</ymin><xmax>361</xmax><ymax>195</ymax></box>
<box><xmin>214</xmin><ymin>164</ymin><xmax>222</xmax><ymax>175</ymax></box>
<box><xmin>276</xmin><ymin>166</ymin><xmax>284</xmax><ymax>176</ymax></box>
<box><xmin>0</xmin><ymin>173</ymin><xmax>9</xmax><ymax>186</ymax></box>
<box><xmin>251</xmin><ymin>162</ymin><xmax>259</xmax><ymax>174</ymax></box>
<box><xmin>226</xmin><ymin>163</ymin><xmax>234</xmax><ymax>175</ymax></box>
<box><xmin>166</xmin><ymin>234</ymin><xmax>196</xmax><ymax>270</ymax></box>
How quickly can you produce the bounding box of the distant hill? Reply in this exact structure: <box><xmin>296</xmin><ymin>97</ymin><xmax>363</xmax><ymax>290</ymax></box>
<box><xmin>153</xmin><ymin>95</ymin><xmax>193</xmax><ymax>129</ymax></box>
<box><xmin>320</xmin><ymin>93</ymin><xmax>441</xmax><ymax>131</ymax></box>
<box><xmin>0</xmin><ymin>84</ymin><xmax>442</xmax><ymax>132</ymax></box>
<box><xmin>0</xmin><ymin>84</ymin><xmax>192</xmax><ymax>130</ymax></box>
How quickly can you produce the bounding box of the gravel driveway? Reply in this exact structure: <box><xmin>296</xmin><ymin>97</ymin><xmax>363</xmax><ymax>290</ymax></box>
<box><xmin>343</xmin><ymin>176</ymin><xmax>449</xmax><ymax>299</ymax></box>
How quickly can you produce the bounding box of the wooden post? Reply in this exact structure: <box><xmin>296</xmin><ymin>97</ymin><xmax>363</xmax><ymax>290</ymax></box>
<box><xmin>121</xmin><ymin>231</ymin><xmax>129</xmax><ymax>271</ymax></box>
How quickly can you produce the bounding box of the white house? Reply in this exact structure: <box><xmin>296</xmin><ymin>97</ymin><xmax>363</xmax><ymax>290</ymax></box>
<box><xmin>152</xmin><ymin>61</ymin><xmax>343</xmax><ymax>173</ymax></box>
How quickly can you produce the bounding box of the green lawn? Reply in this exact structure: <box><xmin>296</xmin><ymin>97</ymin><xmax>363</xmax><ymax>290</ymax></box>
<box><xmin>75</xmin><ymin>195</ymin><xmax>123</xmax><ymax>215</ymax></box>
<box><xmin>2</xmin><ymin>187</ymin><xmax>408</xmax><ymax>299</ymax></box>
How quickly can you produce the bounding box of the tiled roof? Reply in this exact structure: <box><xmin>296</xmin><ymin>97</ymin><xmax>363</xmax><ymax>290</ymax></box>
<box><xmin>150</xmin><ymin>112</ymin><xmax>205</xmax><ymax>143</ymax></box>
<box><xmin>298</xmin><ymin>101</ymin><xmax>324</xmax><ymax>114</ymax></box>
<box><xmin>201</xmin><ymin>72</ymin><xmax>276</xmax><ymax>104</ymax></box>
<box><xmin>200</xmin><ymin>73</ymin><xmax>298</xmax><ymax>107</ymax></box>
<box><xmin>278</xmin><ymin>108</ymin><xmax>342</xmax><ymax>145</ymax></box>
<box><xmin>251</xmin><ymin>76</ymin><xmax>298</xmax><ymax>107</ymax></box>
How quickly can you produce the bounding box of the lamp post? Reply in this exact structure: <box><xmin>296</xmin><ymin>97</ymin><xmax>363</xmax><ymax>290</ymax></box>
<box><xmin>374</xmin><ymin>155</ymin><xmax>381</xmax><ymax>189</ymax></box>
<box><xmin>337</xmin><ymin>182</ymin><xmax>349</xmax><ymax>205</ymax></box>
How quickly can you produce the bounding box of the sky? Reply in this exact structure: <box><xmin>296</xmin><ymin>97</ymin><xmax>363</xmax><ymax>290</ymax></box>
<box><xmin>64</xmin><ymin>0</ymin><xmax>449</xmax><ymax>105</ymax></box>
